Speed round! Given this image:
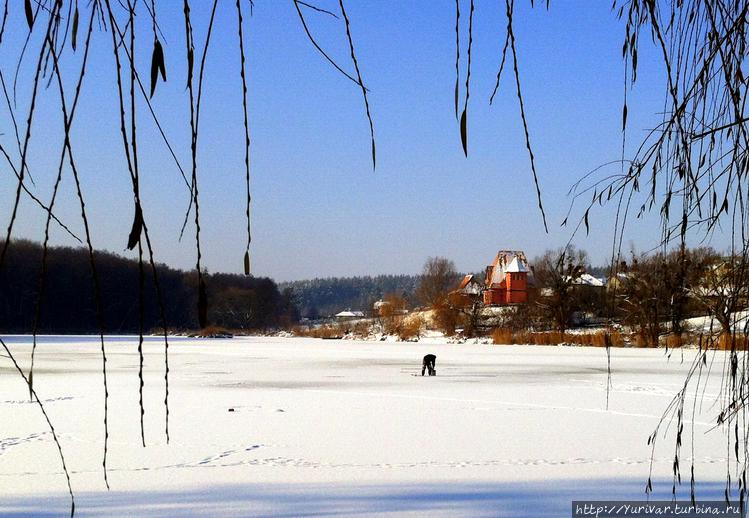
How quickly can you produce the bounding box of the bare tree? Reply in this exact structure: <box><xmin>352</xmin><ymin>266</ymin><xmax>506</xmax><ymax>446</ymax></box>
<box><xmin>416</xmin><ymin>257</ymin><xmax>460</xmax><ymax>308</ymax></box>
<box><xmin>616</xmin><ymin>253</ymin><xmax>669</xmax><ymax>347</ymax></box>
<box><xmin>532</xmin><ymin>246</ymin><xmax>588</xmax><ymax>338</ymax></box>
<box><xmin>692</xmin><ymin>248</ymin><xmax>749</xmax><ymax>337</ymax></box>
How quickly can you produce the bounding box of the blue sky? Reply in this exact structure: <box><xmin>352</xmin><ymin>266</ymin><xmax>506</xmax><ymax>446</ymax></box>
<box><xmin>0</xmin><ymin>1</ymin><xmax>731</xmax><ymax>281</ymax></box>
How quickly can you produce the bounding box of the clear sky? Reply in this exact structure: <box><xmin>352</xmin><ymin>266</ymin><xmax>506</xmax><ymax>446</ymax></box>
<box><xmin>0</xmin><ymin>1</ymin><xmax>732</xmax><ymax>281</ymax></box>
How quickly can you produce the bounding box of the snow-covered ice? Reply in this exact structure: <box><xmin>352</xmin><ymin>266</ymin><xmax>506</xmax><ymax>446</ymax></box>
<box><xmin>0</xmin><ymin>336</ymin><xmax>735</xmax><ymax>516</ymax></box>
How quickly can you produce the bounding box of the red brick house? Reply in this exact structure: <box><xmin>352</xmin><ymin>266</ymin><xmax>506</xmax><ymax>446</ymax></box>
<box><xmin>483</xmin><ymin>250</ymin><xmax>532</xmax><ymax>305</ymax></box>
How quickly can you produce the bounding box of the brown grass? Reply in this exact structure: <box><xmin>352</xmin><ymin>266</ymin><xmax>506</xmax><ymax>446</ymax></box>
<box><xmin>573</xmin><ymin>330</ymin><xmax>625</xmax><ymax>347</ymax></box>
<box><xmin>491</xmin><ymin>328</ymin><xmax>513</xmax><ymax>345</ymax></box>
<box><xmin>492</xmin><ymin>328</ymin><xmax>625</xmax><ymax>347</ymax></box>
<box><xmin>292</xmin><ymin>324</ymin><xmax>346</xmax><ymax>339</ymax></box>
<box><xmin>291</xmin><ymin>320</ymin><xmax>375</xmax><ymax>340</ymax></box>
<box><xmin>664</xmin><ymin>332</ymin><xmax>694</xmax><ymax>349</ymax></box>
<box><xmin>632</xmin><ymin>332</ymin><xmax>651</xmax><ymax>348</ymax></box>
<box><xmin>707</xmin><ymin>332</ymin><xmax>749</xmax><ymax>351</ymax></box>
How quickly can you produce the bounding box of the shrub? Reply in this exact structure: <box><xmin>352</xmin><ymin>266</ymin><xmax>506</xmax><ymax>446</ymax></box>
<box><xmin>350</xmin><ymin>320</ymin><xmax>374</xmax><ymax>339</ymax></box>
<box><xmin>397</xmin><ymin>316</ymin><xmax>423</xmax><ymax>341</ymax></box>
<box><xmin>432</xmin><ymin>303</ymin><xmax>459</xmax><ymax>336</ymax></box>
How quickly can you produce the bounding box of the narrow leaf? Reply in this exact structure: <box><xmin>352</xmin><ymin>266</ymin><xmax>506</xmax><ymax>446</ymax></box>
<box><xmin>24</xmin><ymin>0</ymin><xmax>33</xmax><ymax>29</ymax></box>
<box><xmin>460</xmin><ymin>108</ymin><xmax>468</xmax><ymax>156</ymax></box>
<box><xmin>186</xmin><ymin>48</ymin><xmax>194</xmax><ymax>89</ymax></box>
<box><xmin>157</xmin><ymin>41</ymin><xmax>167</xmax><ymax>81</ymax></box>
<box><xmin>622</xmin><ymin>102</ymin><xmax>628</xmax><ymax>132</ymax></box>
<box><xmin>126</xmin><ymin>203</ymin><xmax>143</xmax><ymax>250</ymax></box>
<box><xmin>584</xmin><ymin>209</ymin><xmax>590</xmax><ymax>235</ymax></box>
<box><xmin>243</xmin><ymin>250</ymin><xmax>250</xmax><ymax>276</ymax></box>
<box><xmin>150</xmin><ymin>39</ymin><xmax>166</xmax><ymax>97</ymax></box>
<box><xmin>72</xmin><ymin>7</ymin><xmax>79</xmax><ymax>51</ymax></box>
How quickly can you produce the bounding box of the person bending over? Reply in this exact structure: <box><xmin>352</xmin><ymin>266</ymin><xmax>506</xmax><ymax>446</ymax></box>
<box><xmin>422</xmin><ymin>354</ymin><xmax>436</xmax><ymax>376</ymax></box>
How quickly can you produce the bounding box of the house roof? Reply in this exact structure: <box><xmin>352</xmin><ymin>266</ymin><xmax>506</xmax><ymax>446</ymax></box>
<box><xmin>458</xmin><ymin>274</ymin><xmax>475</xmax><ymax>290</ymax></box>
<box><xmin>486</xmin><ymin>250</ymin><xmax>533</xmax><ymax>286</ymax></box>
<box><xmin>335</xmin><ymin>310</ymin><xmax>364</xmax><ymax>318</ymax></box>
<box><xmin>455</xmin><ymin>274</ymin><xmax>482</xmax><ymax>295</ymax></box>
<box><xmin>506</xmin><ymin>257</ymin><xmax>528</xmax><ymax>273</ymax></box>
<box><xmin>570</xmin><ymin>273</ymin><xmax>605</xmax><ymax>287</ymax></box>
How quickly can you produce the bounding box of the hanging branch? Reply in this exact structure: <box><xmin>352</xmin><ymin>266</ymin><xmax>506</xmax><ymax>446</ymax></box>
<box><xmin>297</xmin><ymin>0</ymin><xmax>338</xmax><ymax>18</ymax></box>
<box><xmin>126</xmin><ymin>0</ymin><xmax>146</xmax><ymax>447</ymax></box>
<box><xmin>140</xmin><ymin>217</ymin><xmax>171</xmax><ymax>443</ymax></box>
<box><xmin>0</xmin><ymin>70</ymin><xmax>36</xmax><ymax>187</ymax></box>
<box><xmin>104</xmin><ymin>14</ymin><xmax>193</xmax><ymax>255</ymax></box>
<box><xmin>487</xmin><ymin>0</ymin><xmax>548</xmax><ymax>231</ymax></box>
<box><xmin>0</xmin><ymin>0</ymin><xmax>7</xmax><ymax>47</ymax></box>
<box><xmin>459</xmin><ymin>0</ymin><xmax>473</xmax><ymax>156</ymax></box>
<box><xmin>183</xmin><ymin>0</ymin><xmax>220</xmax><ymax>328</ymax></box>
<box><xmin>0</xmin><ymin>141</ymin><xmax>80</xmax><ymax>243</ymax></box>
<box><xmin>339</xmin><ymin>0</ymin><xmax>375</xmax><ymax>169</ymax></box>
<box><xmin>12</xmin><ymin>0</ymin><xmax>42</xmax><ymax>107</ymax></box>
<box><xmin>0</xmin><ymin>0</ymin><xmax>60</xmax><ymax>274</ymax></box>
<box><xmin>46</xmin><ymin>7</ymin><xmax>111</xmax><ymax>489</ymax></box>
<box><xmin>30</xmin><ymin>1</ymin><xmax>97</xmax><ymax>400</ymax></box>
<box><xmin>565</xmin><ymin>0</ymin><xmax>749</xmax><ymax>502</ymax></box>
<box><xmin>105</xmin><ymin>0</ymin><xmax>172</xmax><ymax>444</ymax></box>
<box><xmin>236</xmin><ymin>0</ymin><xmax>252</xmax><ymax>275</ymax></box>
<box><xmin>506</xmin><ymin>0</ymin><xmax>548</xmax><ymax>232</ymax></box>
<box><xmin>488</xmin><ymin>30</ymin><xmax>509</xmax><ymax>105</ymax></box>
<box><xmin>454</xmin><ymin>0</ymin><xmax>460</xmax><ymax>119</ymax></box>
<box><xmin>292</xmin><ymin>0</ymin><xmax>362</xmax><ymax>87</ymax></box>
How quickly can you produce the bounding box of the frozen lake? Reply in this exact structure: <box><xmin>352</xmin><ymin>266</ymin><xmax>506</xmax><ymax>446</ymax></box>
<box><xmin>0</xmin><ymin>336</ymin><xmax>735</xmax><ymax>516</ymax></box>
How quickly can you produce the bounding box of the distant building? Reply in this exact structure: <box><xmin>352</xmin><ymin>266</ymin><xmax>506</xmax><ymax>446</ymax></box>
<box><xmin>448</xmin><ymin>274</ymin><xmax>483</xmax><ymax>307</ymax></box>
<box><xmin>334</xmin><ymin>310</ymin><xmax>365</xmax><ymax>320</ymax></box>
<box><xmin>570</xmin><ymin>273</ymin><xmax>605</xmax><ymax>288</ymax></box>
<box><xmin>483</xmin><ymin>250</ymin><xmax>533</xmax><ymax>305</ymax></box>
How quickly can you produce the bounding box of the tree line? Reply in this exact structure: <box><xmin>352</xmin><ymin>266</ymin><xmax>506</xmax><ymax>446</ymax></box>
<box><xmin>280</xmin><ymin>274</ymin><xmax>421</xmax><ymax>319</ymax></box>
<box><xmin>0</xmin><ymin>240</ymin><xmax>298</xmax><ymax>334</ymax></box>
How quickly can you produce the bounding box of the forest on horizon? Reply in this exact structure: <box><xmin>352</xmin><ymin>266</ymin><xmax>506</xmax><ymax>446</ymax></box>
<box><xmin>0</xmin><ymin>240</ymin><xmax>298</xmax><ymax>334</ymax></box>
